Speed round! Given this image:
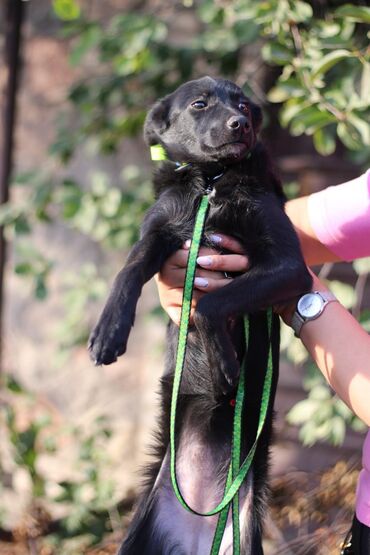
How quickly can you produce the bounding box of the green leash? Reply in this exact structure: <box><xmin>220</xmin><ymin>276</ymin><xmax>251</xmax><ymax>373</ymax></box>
<box><xmin>169</xmin><ymin>192</ymin><xmax>275</xmax><ymax>554</ymax></box>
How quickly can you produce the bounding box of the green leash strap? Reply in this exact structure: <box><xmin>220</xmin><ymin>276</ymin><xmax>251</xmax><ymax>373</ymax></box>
<box><xmin>211</xmin><ymin>313</ymin><xmax>274</xmax><ymax>554</ymax></box>
<box><xmin>169</xmin><ymin>193</ymin><xmax>274</xmax><ymax>553</ymax></box>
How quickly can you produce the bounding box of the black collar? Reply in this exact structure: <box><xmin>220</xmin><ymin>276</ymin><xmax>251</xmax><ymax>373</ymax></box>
<box><xmin>150</xmin><ymin>144</ymin><xmax>250</xmax><ymax>192</ymax></box>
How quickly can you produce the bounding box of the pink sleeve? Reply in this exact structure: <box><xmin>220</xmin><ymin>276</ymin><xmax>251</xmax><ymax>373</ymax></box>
<box><xmin>308</xmin><ymin>170</ymin><xmax>370</xmax><ymax>261</ymax></box>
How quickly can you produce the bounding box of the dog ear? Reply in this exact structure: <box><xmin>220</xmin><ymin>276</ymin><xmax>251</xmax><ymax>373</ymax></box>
<box><xmin>144</xmin><ymin>97</ymin><xmax>171</xmax><ymax>145</ymax></box>
<box><xmin>250</xmin><ymin>100</ymin><xmax>263</xmax><ymax>134</ymax></box>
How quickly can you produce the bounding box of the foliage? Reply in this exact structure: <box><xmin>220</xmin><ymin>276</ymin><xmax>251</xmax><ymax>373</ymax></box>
<box><xmin>286</xmin><ymin>362</ymin><xmax>366</xmax><ymax>447</ymax></box>
<box><xmin>1</xmin><ymin>5</ymin><xmax>369</xmax><ymax>544</ymax></box>
<box><xmin>0</xmin><ymin>375</ymin><xmax>121</xmax><ymax>552</ymax></box>
<box><xmin>282</xmin><ymin>259</ymin><xmax>370</xmax><ymax>446</ymax></box>
<box><xmin>4</xmin><ymin>0</ymin><xmax>367</xmax><ymax>301</ymax></box>
<box><xmin>0</xmin><ymin>2</ymin><xmax>367</xmax><ymax>552</ymax></box>
<box><xmin>47</xmin><ymin>420</ymin><xmax>117</xmax><ymax>551</ymax></box>
<box><xmin>2</xmin><ymin>375</ymin><xmax>54</xmax><ymax>498</ymax></box>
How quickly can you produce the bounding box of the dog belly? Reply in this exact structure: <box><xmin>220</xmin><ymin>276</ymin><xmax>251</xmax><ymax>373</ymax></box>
<box><xmin>153</xmin><ymin>435</ymin><xmax>254</xmax><ymax>555</ymax></box>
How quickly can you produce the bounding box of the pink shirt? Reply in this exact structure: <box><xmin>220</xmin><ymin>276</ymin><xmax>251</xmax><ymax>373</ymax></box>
<box><xmin>308</xmin><ymin>169</ymin><xmax>370</xmax><ymax>526</ymax></box>
<box><xmin>308</xmin><ymin>169</ymin><xmax>370</xmax><ymax>261</ymax></box>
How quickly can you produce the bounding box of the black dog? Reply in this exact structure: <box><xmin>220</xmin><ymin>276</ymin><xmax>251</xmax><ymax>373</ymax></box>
<box><xmin>89</xmin><ymin>76</ymin><xmax>312</xmax><ymax>554</ymax></box>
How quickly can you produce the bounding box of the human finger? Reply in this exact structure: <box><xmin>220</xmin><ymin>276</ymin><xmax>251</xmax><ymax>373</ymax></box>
<box><xmin>193</xmin><ymin>276</ymin><xmax>234</xmax><ymax>292</ymax></box>
<box><xmin>208</xmin><ymin>234</ymin><xmax>246</xmax><ymax>254</ymax></box>
<box><xmin>196</xmin><ymin>253</ymin><xmax>249</xmax><ymax>272</ymax></box>
<box><xmin>157</xmin><ymin>249</ymin><xmax>189</xmax><ymax>288</ymax></box>
<box><xmin>193</xmin><ymin>268</ymin><xmax>226</xmax><ymax>281</ymax></box>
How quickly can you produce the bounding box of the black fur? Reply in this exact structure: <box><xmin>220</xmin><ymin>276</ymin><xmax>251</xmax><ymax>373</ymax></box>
<box><xmin>88</xmin><ymin>76</ymin><xmax>312</xmax><ymax>554</ymax></box>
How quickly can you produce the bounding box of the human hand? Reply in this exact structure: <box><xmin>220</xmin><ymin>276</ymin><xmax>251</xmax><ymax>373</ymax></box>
<box><xmin>155</xmin><ymin>234</ymin><xmax>249</xmax><ymax>325</ymax></box>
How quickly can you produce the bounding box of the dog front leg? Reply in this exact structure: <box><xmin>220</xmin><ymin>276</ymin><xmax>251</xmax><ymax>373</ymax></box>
<box><xmin>89</xmin><ymin>232</ymin><xmax>177</xmax><ymax>366</ymax></box>
<box><xmin>193</xmin><ymin>259</ymin><xmax>312</xmax><ymax>395</ymax></box>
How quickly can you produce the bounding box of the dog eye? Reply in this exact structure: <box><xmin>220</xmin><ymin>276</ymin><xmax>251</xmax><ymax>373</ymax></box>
<box><xmin>238</xmin><ymin>103</ymin><xmax>249</xmax><ymax>113</ymax></box>
<box><xmin>191</xmin><ymin>100</ymin><xmax>207</xmax><ymax>109</ymax></box>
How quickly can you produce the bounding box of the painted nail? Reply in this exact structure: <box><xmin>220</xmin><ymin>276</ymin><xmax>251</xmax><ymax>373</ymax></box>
<box><xmin>194</xmin><ymin>277</ymin><xmax>208</xmax><ymax>287</ymax></box>
<box><xmin>197</xmin><ymin>256</ymin><xmax>212</xmax><ymax>267</ymax></box>
<box><xmin>210</xmin><ymin>234</ymin><xmax>222</xmax><ymax>244</ymax></box>
<box><xmin>184</xmin><ymin>239</ymin><xmax>191</xmax><ymax>249</ymax></box>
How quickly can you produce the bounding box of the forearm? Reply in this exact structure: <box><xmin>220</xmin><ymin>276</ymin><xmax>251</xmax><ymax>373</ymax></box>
<box><xmin>298</xmin><ymin>279</ymin><xmax>370</xmax><ymax>426</ymax></box>
<box><xmin>285</xmin><ymin>197</ymin><xmax>341</xmax><ymax>265</ymax></box>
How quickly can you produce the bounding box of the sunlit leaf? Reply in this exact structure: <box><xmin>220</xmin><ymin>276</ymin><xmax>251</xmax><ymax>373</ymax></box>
<box><xmin>313</xmin><ymin>127</ymin><xmax>336</xmax><ymax>155</ymax></box>
<box><xmin>291</xmin><ymin>1</ymin><xmax>313</xmax><ymax>22</ymax></box>
<box><xmin>329</xmin><ymin>280</ymin><xmax>357</xmax><ymax>308</ymax></box>
<box><xmin>311</xmin><ymin>49</ymin><xmax>353</xmax><ymax>78</ymax></box>
<box><xmin>353</xmin><ymin>257</ymin><xmax>370</xmax><ymax>275</ymax></box>
<box><xmin>287</xmin><ymin>398</ymin><xmax>320</xmax><ymax>425</ymax></box>
<box><xmin>262</xmin><ymin>42</ymin><xmax>292</xmax><ymax>65</ymax></box>
<box><xmin>337</xmin><ymin>121</ymin><xmax>363</xmax><ymax>150</ymax></box>
<box><xmin>347</xmin><ymin>113</ymin><xmax>370</xmax><ymax>146</ymax></box>
<box><xmin>335</xmin><ymin>4</ymin><xmax>370</xmax><ymax>24</ymax></box>
<box><xmin>53</xmin><ymin>0</ymin><xmax>81</xmax><ymax>21</ymax></box>
<box><xmin>330</xmin><ymin>416</ymin><xmax>346</xmax><ymax>446</ymax></box>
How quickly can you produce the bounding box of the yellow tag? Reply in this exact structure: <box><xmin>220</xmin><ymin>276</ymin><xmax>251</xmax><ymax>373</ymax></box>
<box><xmin>150</xmin><ymin>144</ymin><xmax>167</xmax><ymax>161</ymax></box>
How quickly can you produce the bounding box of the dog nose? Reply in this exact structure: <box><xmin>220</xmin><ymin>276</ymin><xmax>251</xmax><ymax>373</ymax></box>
<box><xmin>227</xmin><ymin>115</ymin><xmax>248</xmax><ymax>130</ymax></box>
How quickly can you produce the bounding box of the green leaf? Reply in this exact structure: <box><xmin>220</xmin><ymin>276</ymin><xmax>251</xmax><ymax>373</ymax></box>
<box><xmin>287</xmin><ymin>398</ymin><xmax>320</xmax><ymax>425</ymax></box>
<box><xmin>313</xmin><ymin>127</ymin><xmax>336</xmax><ymax>155</ymax></box>
<box><xmin>268</xmin><ymin>81</ymin><xmax>305</xmax><ymax>103</ymax></box>
<box><xmin>290</xmin><ymin>1</ymin><xmax>313</xmax><ymax>23</ymax></box>
<box><xmin>299</xmin><ymin>420</ymin><xmax>320</xmax><ymax>446</ymax></box>
<box><xmin>15</xmin><ymin>262</ymin><xmax>33</xmax><ymax>276</ymax></box>
<box><xmin>330</xmin><ymin>416</ymin><xmax>346</xmax><ymax>446</ymax></box>
<box><xmin>70</xmin><ymin>24</ymin><xmax>101</xmax><ymax>65</ymax></box>
<box><xmin>361</xmin><ymin>62</ymin><xmax>370</xmax><ymax>102</ymax></box>
<box><xmin>359</xmin><ymin>309</ymin><xmax>370</xmax><ymax>333</ymax></box>
<box><xmin>289</xmin><ymin>106</ymin><xmax>336</xmax><ymax>136</ymax></box>
<box><xmin>233</xmin><ymin>20</ymin><xmax>259</xmax><ymax>43</ymax></box>
<box><xmin>311</xmin><ymin>50</ymin><xmax>353</xmax><ymax>78</ymax></box>
<box><xmin>347</xmin><ymin>113</ymin><xmax>370</xmax><ymax>146</ymax></box>
<box><xmin>280</xmin><ymin>98</ymin><xmax>308</xmax><ymax>127</ymax></box>
<box><xmin>337</xmin><ymin>121</ymin><xmax>363</xmax><ymax>151</ymax></box>
<box><xmin>353</xmin><ymin>257</ymin><xmax>370</xmax><ymax>275</ymax></box>
<box><xmin>5</xmin><ymin>375</ymin><xmax>25</xmax><ymax>394</ymax></box>
<box><xmin>53</xmin><ymin>0</ymin><xmax>81</xmax><ymax>21</ymax></box>
<box><xmin>335</xmin><ymin>5</ymin><xmax>370</xmax><ymax>24</ymax></box>
<box><xmin>262</xmin><ymin>42</ymin><xmax>292</xmax><ymax>65</ymax></box>
<box><xmin>35</xmin><ymin>276</ymin><xmax>48</xmax><ymax>300</ymax></box>
<box><xmin>309</xmin><ymin>384</ymin><xmax>332</xmax><ymax>401</ymax></box>
<box><xmin>351</xmin><ymin>416</ymin><xmax>367</xmax><ymax>433</ymax></box>
<box><xmin>329</xmin><ymin>280</ymin><xmax>357</xmax><ymax>309</ymax></box>
<box><xmin>335</xmin><ymin>399</ymin><xmax>353</xmax><ymax>420</ymax></box>
<box><xmin>14</xmin><ymin>215</ymin><xmax>31</xmax><ymax>235</ymax></box>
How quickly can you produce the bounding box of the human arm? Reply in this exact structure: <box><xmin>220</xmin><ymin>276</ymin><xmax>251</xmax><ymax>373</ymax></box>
<box><xmin>284</xmin><ymin>196</ymin><xmax>341</xmax><ymax>265</ymax></box>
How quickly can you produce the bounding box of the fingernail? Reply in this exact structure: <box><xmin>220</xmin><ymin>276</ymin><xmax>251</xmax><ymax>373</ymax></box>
<box><xmin>194</xmin><ymin>277</ymin><xmax>208</xmax><ymax>287</ymax></box>
<box><xmin>210</xmin><ymin>234</ymin><xmax>222</xmax><ymax>244</ymax></box>
<box><xmin>184</xmin><ymin>239</ymin><xmax>191</xmax><ymax>249</ymax></box>
<box><xmin>197</xmin><ymin>256</ymin><xmax>212</xmax><ymax>267</ymax></box>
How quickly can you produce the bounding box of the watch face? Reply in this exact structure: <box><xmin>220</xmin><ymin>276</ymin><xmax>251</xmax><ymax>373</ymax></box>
<box><xmin>297</xmin><ymin>293</ymin><xmax>323</xmax><ymax>318</ymax></box>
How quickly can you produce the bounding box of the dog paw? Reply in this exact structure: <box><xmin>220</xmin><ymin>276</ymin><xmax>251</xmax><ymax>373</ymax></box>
<box><xmin>88</xmin><ymin>311</ymin><xmax>133</xmax><ymax>366</ymax></box>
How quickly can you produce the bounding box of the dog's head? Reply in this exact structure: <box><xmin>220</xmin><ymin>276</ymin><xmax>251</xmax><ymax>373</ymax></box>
<box><xmin>144</xmin><ymin>76</ymin><xmax>262</xmax><ymax>165</ymax></box>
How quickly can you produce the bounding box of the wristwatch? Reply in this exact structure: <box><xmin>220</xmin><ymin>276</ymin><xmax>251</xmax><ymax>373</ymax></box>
<box><xmin>291</xmin><ymin>290</ymin><xmax>337</xmax><ymax>338</ymax></box>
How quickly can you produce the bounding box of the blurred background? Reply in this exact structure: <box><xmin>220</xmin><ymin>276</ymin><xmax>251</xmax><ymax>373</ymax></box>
<box><xmin>0</xmin><ymin>0</ymin><xmax>369</xmax><ymax>553</ymax></box>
